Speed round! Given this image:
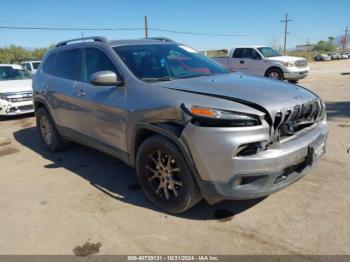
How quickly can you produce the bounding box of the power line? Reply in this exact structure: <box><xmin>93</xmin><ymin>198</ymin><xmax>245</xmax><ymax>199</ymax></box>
<box><xmin>0</xmin><ymin>25</ymin><xmax>144</xmax><ymax>31</ymax></box>
<box><xmin>0</xmin><ymin>25</ymin><xmax>281</xmax><ymax>37</ymax></box>
<box><xmin>0</xmin><ymin>19</ymin><xmax>75</xmax><ymax>27</ymax></box>
<box><xmin>280</xmin><ymin>13</ymin><xmax>293</xmax><ymax>54</ymax></box>
<box><xmin>149</xmin><ymin>28</ymin><xmax>273</xmax><ymax>37</ymax></box>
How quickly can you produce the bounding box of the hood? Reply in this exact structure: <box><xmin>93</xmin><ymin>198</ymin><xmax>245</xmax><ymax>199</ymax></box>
<box><xmin>0</xmin><ymin>79</ymin><xmax>33</xmax><ymax>93</ymax></box>
<box><xmin>267</xmin><ymin>56</ymin><xmax>306</xmax><ymax>63</ymax></box>
<box><xmin>155</xmin><ymin>73</ymin><xmax>318</xmax><ymax>117</ymax></box>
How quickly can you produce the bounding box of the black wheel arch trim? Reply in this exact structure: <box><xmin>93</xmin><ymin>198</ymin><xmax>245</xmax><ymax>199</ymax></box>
<box><xmin>33</xmin><ymin>98</ymin><xmax>58</xmax><ymax>127</ymax></box>
<box><xmin>130</xmin><ymin>122</ymin><xmax>213</xmax><ymax>200</ymax></box>
<box><xmin>265</xmin><ymin>66</ymin><xmax>284</xmax><ymax>76</ymax></box>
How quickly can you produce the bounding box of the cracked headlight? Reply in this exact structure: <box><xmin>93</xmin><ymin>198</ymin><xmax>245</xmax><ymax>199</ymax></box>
<box><xmin>185</xmin><ymin>105</ymin><xmax>261</xmax><ymax>127</ymax></box>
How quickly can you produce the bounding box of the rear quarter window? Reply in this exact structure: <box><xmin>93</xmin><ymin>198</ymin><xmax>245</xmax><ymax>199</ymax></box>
<box><xmin>53</xmin><ymin>48</ymin><xmax>82</xmax><ymax>80</ymax></box>
<box><xmin>42</xmin><ymin>53</ymin><xmax>57</xmax><ymax>75</ymax></box>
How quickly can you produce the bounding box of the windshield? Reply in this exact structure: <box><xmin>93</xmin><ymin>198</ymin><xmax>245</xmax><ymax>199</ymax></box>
<box><xmin>257</xmin><ymin>47</ymin><xmax>281</xmax><ymax>58</ymax></box>
<box><xmin>113</xmin><ymin>44</ymin><xmax>230</xmax><ymax>81</ymax></box>
<box><xmin>0</xmin><ymin>67</ymin><xmax>32</xmax><ymax>81</ymax></box>
<box><xmin>32</xmin><ymin>62</ymin><xmax>41</xmax><ymax>69</ymax></box>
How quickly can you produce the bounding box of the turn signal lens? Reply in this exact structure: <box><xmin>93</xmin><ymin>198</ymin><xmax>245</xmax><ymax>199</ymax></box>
<box><xmin>191</xmin><ymin>106</ymin><xmax>217</xmax><ymax>118</ymax></box>
<box><xmin>186</xmin><ymin>105</ymin><xmax>262</xmax><ymax>127</ymax></box>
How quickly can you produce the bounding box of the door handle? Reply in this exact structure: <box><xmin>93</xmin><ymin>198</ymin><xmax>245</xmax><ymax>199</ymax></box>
<box><xmin>240</xmin><ymin>60</ymin><xmax>244</xmax><ymax>64</ymax></box>
<box><xmin>76</xmin><ymin>89</ymin><xmax>87</xmax><ymax>97</ymax></box>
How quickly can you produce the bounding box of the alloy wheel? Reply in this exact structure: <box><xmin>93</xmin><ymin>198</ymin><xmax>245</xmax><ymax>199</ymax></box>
<box><xmin>40</xmin><ymin>115</ymin><xmax>53</xmax><ymax>146</ymax></box>
<box><xmin>146</xmin><ymin>150</ymin><xmax>182</xmax><ymax>200</ymax></box>
<box><xmin>268</xmin><ymin>71</ymin><xmax>280</xmax><ymax>79</ymax></box>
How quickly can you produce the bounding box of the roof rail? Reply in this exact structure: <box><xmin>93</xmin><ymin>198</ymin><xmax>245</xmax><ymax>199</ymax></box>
<box><xmin>56</xmin><ymin>36</ymin><xmax>108</xmax><ymax>47</ymax></box>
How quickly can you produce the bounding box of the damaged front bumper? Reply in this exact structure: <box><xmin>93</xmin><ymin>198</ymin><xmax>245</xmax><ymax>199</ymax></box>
<box><xmin>180</xmin><ymin>119</ymin><xmax>328</xmax><ymax>204</ymax></box>
<box><xmin>0</xmin><ymin>99</ymin><xmax>34</xmax><ymax>116</ymax></box>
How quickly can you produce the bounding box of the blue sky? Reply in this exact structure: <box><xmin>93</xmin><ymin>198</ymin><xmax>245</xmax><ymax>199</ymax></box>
<box><xmin>0</xmin><ymin>0</ymin><xmax>349</xmax><ymax>51</ymax></box>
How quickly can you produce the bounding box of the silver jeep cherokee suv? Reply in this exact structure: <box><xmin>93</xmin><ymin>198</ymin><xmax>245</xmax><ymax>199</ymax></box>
<box><xmin>32</xmin><ymin>37</ymin><xmax>328</xmax><ymax>213</ymax></box>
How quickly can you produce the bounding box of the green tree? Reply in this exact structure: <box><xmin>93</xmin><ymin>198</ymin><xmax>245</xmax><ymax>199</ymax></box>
<box><xmin>0</xmin><ymin>45</ymin><xmax>52</xmax><ymax>63</ymax></box>
<box><xmin>313</xmin><ymin>40</ymin><xmax>336</xmax><ymax>52</ymax></box>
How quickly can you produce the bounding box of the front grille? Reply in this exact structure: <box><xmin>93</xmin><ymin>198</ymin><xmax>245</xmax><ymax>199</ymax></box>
<box><xmin>274</xmin><ymin>100</ymin><xmax>324</xmax><ymax>138</ymax></box>
<box><xmin>9</xmin><ymin>96</ymin><xmax>32</xmax><ymax>103</ymax></box>
<box><xmin>295</xmin><ymin>59</ymin><xmax>308</xmax><ymax>68</ymax></box>
<box><xmin>2</xmin><ymin>91</ymin><xmax>32</xmax><ymax>103</ymax></box>
<box><xmin>18</xmin><ymin>105</ymin><xmax>34</xmax><ymax>111</ymax></box>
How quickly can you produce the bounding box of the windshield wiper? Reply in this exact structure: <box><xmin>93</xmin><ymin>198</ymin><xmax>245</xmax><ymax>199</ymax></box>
<box><xmin>141</xmin><ymin>77</ymin><xmax>171</xmax><ymax>82</ymax></box>
<box><xmin>174</xmin><ymin>74</ymin><xmax>211</xmax><ymax>79</ymax></box>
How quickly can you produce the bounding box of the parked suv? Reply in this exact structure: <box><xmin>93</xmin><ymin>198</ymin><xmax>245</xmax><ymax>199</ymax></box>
<box><xmin>33</xmin><ymin>37</ymin><xmax>328</xmax><ymax>213</ymax></box>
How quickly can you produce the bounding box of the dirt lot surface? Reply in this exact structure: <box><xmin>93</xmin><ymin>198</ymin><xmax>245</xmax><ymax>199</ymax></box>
<box><xmin>0</xmin><ymin>60</ymin><xmax>349</xmax><ymax>255</ymax></box>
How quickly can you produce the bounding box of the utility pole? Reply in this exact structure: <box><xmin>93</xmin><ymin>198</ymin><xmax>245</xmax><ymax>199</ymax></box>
<box><xmin>342</xmin><ymin>25</ymin><xmax>349</xmax><ymax>51</ymax></box>
<box><xmin>144</xmin><ymin>16</ymin><xmax>148</xmax><ymax>38</ymax></box>
<box><xmin>280</xmin><ymin>13</ymin><xmax>293</xmax><ymax>54</ymax></box>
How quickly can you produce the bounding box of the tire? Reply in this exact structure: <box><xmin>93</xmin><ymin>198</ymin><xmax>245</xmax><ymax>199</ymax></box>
<box><xmin>288</xmin><ymin>80</ymin><xmax>298</xmax><ymax>84</ymax></box>
<box><xmin>265</xmin><ymin>68</ymin><xmax>284</xmax><ymax>81</ymax></box>
<box><xmin>36</xmin><ymin>107</ymin><xmax>65</xmax><ymax>152</ymax></box>
<box><xmin>136</xmin><ymin>135</ymin><xmax>202</xmax><ymax>213</ymax></box>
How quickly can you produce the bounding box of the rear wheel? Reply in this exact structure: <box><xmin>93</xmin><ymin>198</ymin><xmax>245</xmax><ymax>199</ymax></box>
<box><xmin>136</xmin><ymin>135</ymin><xmax>202</xmax><ymax>213</ymax></box>
<box><xmin>36</xmin><ymin>107</ymin><xmax>65</xmax><ymax>152</ymax></box>
<box><xmin>265</xmin><ymin>68</ymin><xmax>284</xmax><ymax>81</ymax></box>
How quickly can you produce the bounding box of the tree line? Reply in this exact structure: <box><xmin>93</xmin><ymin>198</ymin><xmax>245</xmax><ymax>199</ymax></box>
<box><xmin>312</xmin><ymin>37</ymin><xmax>337</xmax><ymax>52</ymax></box>
<box><xmin>0</xmin><ymin>36</ymin><xmax>339</xmax><ymax>64</ymax></box>
<box><xmin>0</xmin><ymin>45</ymin><xmax>52</xmax><ymax>64</ymax></box>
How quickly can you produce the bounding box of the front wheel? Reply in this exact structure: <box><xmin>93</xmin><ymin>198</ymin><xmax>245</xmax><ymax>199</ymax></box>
<box><xmin>265</xmin><ymin>68</ymin><xmax>284</xmax><ymax>81</ymax></box>
<box><xmin>136</xmin><ymin>135</ymin><xmax>202</xmax><ymax>213</ymax></box>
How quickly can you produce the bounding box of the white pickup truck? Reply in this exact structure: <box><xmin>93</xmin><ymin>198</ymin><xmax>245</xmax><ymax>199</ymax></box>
<box><xmin>212</xmin><ymin>46</ymin><xmax>309</xmax><ymax>82</ymax></box>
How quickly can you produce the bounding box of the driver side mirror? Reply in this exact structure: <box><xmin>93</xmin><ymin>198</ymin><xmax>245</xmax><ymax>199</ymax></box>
<box><xmin>90</xmin><ymin>71</ymin><xmax>124</xmax><ymax>86</ymax></box>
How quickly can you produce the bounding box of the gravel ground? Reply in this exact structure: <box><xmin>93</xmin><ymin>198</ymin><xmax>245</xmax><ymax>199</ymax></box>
<box><xmin>0</xmin><ymin>60</ymin><xmax>349</xmax><ymax>255</ymax></box>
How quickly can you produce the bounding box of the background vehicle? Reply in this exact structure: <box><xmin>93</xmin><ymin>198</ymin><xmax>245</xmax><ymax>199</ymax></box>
<box><xmin>314</xmin><ymin>54</ymin><xmax>331</xmax><ymax>61</ymax></box>
<box><xmin>0</xmin><ymin>64</ymin><xmax>33</xmax><ymax>116</ymax></box>
<box><xmin>21</xmin><ymin>60</ymin><xmax>41</xmax><ymax>74</ymax></box>
<box><xmin>340</xmin><ymin>53</ymin><xmax>349</xmax><ymax>59</ymax></box>
<box><xmin>33</xmin><ymin>37</ymin><xmax>328</xmax><ymax>213</ymax></box>
<box><xmin>212</xmin><ymin>46</ymin><xmax>309</xmax><ymax>82</ymax></box>
<box><xmin>328</xmin><ymin>52</ymin><xmax>341</xmax><ymax>60</ymax></box>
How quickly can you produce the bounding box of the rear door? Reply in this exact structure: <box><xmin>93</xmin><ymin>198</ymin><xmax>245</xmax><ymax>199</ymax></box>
<box><xmin>50</xmin><ymin>48</ymin><xmax>83</xmax><ymax>132</ymax></box>
<box><xmin>73</xmin><ymin>47</ymin><xmax>128</xmax><ymax>151</ymax></box>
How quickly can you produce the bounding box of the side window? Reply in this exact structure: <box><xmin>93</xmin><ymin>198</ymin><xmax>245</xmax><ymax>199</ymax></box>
<box><xmin>253</xmin><ymin>49</ymin><xmax>261</xmax><ymax>60</ymax></box>
<box><xmin>43</xmin><ymin>54</ymin><xmax>57</xmax><ymax>74</ymax></box>
<box><xmin>232</xmin><ymin>48</ymin><xmax>243</xmax><ymax>58</ymax></box>
<box><xmin>241</xmin><ymin>48</ymin><xmax>261</xmax><ymax>60</ymax></box>
<box><xmin>26</xmin><ymin>64</ymin><xmax>32</xmax><ymax>71</ymax></box>
<box><xmin>82</xmin><ymin>48</ymin><xmax>118</xmax><ymax>82</ymax></box>
<box><xmin>53</xmin><ymin>49</ymin><xmax>81</xmax><ymax>80</ymax></box>
<box><xmin>247</xmin><ymin>49</ymin><xmax>260</xmax><ymax>60</ymax></box>
<box><xmin>241</xmin><ymin>49</ymin><xmax>252</xmax><ymax>59</ymax></box>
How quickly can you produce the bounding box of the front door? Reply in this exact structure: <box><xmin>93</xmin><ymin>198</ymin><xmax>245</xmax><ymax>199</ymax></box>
<box><xmin>230</xmin><ymin>48</ymin><xmax>262</xmax><ymax>75</ymax></box>
<box><xmin>73</xmin><ymin>47</ymin><xmax>128</xmax><ymax>152</ymax></box>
